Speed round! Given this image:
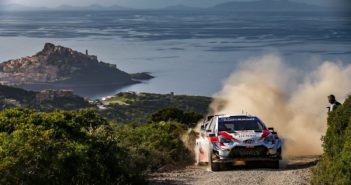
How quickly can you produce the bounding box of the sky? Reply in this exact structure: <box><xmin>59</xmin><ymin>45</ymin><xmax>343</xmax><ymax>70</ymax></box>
<box><xmin>2</xmin><ymin>0</ymin><xmax>349</xmax><ymax>9</ymax></box>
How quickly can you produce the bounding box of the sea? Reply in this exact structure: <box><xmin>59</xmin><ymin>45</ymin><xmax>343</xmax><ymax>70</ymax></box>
<box><xmin>0</xmin><ymin>10</ymin><xmax>350</xmax><ymax>99</ymax></box>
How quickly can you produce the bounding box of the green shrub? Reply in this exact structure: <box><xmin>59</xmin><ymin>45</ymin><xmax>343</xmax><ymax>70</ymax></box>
<box><xmin>113</xmin><ymin>121</ymin><xmax>190</xmax><ymax>171</ymax></box>
<box><xmin>148</xmin><ymin>107</ymin><xmax>203</xmax><ymax>127</ymax></box>
<box><xmin>0</xmin><ymin>108</ymin><xmax>193</xmax><ymax>185</ymax></box>
<box><xmin>0</xmin><ymin>108</ymin><xmax>144</xmax><ymax>185</ymax></box>
<box><xmin>312</xmin><ymin>95</ymin><xmax>351</xmax><ymax>185</ymax></box>
<box><xmin>101</xmin><ymin>92</ymin><xmax>211</xmax><ymax>124</ymax></box>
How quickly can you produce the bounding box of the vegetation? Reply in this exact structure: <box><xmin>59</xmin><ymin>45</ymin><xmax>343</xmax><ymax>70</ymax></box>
<box><xmin>0</xmin><ymin>86</ymin><xmax>210</xmax><ymax>125</ymax></box>
<box><xmin>148</xmin><ymin>107</ymin><xmax>203</xmax><ymax>127</ymax></box>
<box><xmin>0</xmin><ymin>108</ymin><xmax>145</xmax><ymax>185</ymax></box>
<box><xmin>0</xmin><ymin>108</ymin><xmax>192</xmax><ymax>185</ymax></box>
<box><xmin>113</xmin><ymin>122</ymin><xmax>190</xmax><ymax>171</ymax></box>
<box><xmin>101</xmin><ymin>92</ymin><xmax>211</xmax><ymax>123</ymax></box>
<box><xmin>0</xmin><ymin>85</ymin><xmax>92</xmax><ymax>112</ymax></box>
<box><xmin>312</xmin><ymin>95</ymin><xmax>351</xmax><ymax>185</ymax></box>
<box><xmin>0</xmin><ymin>85</ymin><xmax>36</xmax><ymax>105</ymax></box>
<box><xmin>39</xmin><ymin>96</ymin><xmax>93</xmax><ymax>112</ymax></box>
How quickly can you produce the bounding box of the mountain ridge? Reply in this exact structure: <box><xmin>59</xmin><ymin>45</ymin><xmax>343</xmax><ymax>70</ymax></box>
<box><xmin>1</xmin><ymin>1</ymin><xmax>328</xmax><ymax>12</ymax></box>
<box><xmin>209</xmin><ymin>0</ymin><xmax>325</xmax><ymax>11</ymax></box>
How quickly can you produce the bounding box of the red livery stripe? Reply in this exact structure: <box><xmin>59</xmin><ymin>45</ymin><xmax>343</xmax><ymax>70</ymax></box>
<box><xmin>219</xmin><ymin>131</ymin><xmax>234</xmax><ymax>139</ymax></box>
<box><xmin>210</xmin><ymin>137</ymin><xmax>219</xmax><ymax>143</ymax></box>
<box><xmin>260</xmin><ymin>129</ymin><xmax>270</xmax><ymax>140</ymax></box>
<box><xmin>219</xmin><ymin>131</ymin><xmax>240</xmax><ymax>142</ymax></box>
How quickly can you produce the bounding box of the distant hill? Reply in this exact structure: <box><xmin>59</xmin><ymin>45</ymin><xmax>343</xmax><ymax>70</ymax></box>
<box><xmin>100</xmin><ymin>92</ymin><xmax>212</xmax><ymax>123</ymax></box>
<box><xmin>0</xmin><ymin>85</ymin><xmax>92</xmax><ymax>111</ymax></box>
<box><xmin>1</xmin><ymin>3</ymin><xmax>49</xmax><ymax>11</ymax></box>
<box><xmin>1</xmin><ymin>3</ymin><xmax>131</xmax><ymax>11</ymax></box>
<box><xmin>2</xmin><ymin>1</ymin><xmax>328</xmax><ymax>12</ymax></box>
<box><xmin>56</xmin><ymin>4</ymin><xmax>131</xmax><ymax>11</ymax></box>
<box><xmin>0</xmin><ymin>43</ymin><xmax>152</xmax><ymax>97</ymax></box>
<box><xmin>210</xmin><ymin>0</ymin><xmax>325</xmax><ymax>11</ymax></box>
<box><xmin>161</xmin><ymin>4</ymin><xmax>200</xmax><ymax>11</ymax></box>
<box><xmin>0</xmin><ymin>85</ymin><xmax>212</xmax><ymax>124</ymax></box>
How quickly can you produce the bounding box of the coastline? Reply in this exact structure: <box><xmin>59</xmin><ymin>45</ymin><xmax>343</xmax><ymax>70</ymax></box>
<box><xmin>17</xmin><ymin>79</ymin><xmax>144</xmax><ymax>99</ymax></box>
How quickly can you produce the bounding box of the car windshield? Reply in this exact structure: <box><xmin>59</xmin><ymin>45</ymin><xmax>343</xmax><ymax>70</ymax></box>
<box><xmin>218</xmin><ymin>117</ymin><xmax>264</xmax><ymax>132</ymax></box>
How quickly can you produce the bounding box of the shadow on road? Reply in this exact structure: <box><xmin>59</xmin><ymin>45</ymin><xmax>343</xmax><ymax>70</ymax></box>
<box><xmin>284</xmin><ymin>155</ymin><xmax>320</xmax><ymax>170</ymax></box>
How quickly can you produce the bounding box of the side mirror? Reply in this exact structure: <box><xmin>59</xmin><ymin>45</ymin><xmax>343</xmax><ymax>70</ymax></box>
<box><xmin>209</xmin><ymin>133</ymin><xmax>215</xmax><ymax>137</ymax></box>
<box><xmin>272</xmin><ymin>131</ymin><xmax>277</xmax><ymax>135</ymax></box>
<box><xmin>268</xmin><ymin>127</ymin><xmax>274</xmax><ymax>132</ymax></box>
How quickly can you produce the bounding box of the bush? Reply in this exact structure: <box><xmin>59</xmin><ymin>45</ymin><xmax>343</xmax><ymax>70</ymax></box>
<box><xmin>312</xmin><ymin>95</ymin><xmax>351</xmax><ymax>185</ymax></box>
<box><xmin>113</xmin><ymin>121</ymin><xmax>191</xmax><ymax>171</ymax></box>
<box><xmin>0</xmin><ymin>108</ymin><xmax>194</xmax><ymax>185</ymax></box>
<box><xmin>0</xmin><ymin>108</ymin><xmax>144</xmax><ymax>185</ymax></box>
<box><xmin>100</xmin><ymin>92</ymin><xmax>211</xmax><ymax>124</ymax></box>
<box><xmin>148</xmin><ymin>108</ymin><xmax>203</xmax><ymax>127</ymax></box>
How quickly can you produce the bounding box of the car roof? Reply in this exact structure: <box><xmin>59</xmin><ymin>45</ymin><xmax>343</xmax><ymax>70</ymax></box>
<box><xmin>217</xmin><ymin>114</ymin><xmax>258</xmax><ymax>119</ymax></box>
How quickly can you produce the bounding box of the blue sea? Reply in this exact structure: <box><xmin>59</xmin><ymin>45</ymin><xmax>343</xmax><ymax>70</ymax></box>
<box><xmin>0</xmin><ymin>10</ymin><xmax>350</xmax><ymax>98</ymax></box>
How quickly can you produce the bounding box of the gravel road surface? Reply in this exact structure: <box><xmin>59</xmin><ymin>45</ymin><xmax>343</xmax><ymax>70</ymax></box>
<box><xmin>150</xmin><ymin>156</ymin><xmax>318</xmax><ymax>185</ymax></box>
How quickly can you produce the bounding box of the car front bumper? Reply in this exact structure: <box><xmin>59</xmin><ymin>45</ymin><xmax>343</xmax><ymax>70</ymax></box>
<box><xmin>214</xmin><ymin>144</ymin><xmax>282</xmax><ymax>162</ymax></box>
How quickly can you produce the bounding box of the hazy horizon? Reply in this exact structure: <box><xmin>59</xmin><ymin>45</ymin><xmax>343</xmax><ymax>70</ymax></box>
<box><xmin>1</xmin><ymin>0</ymin><xmax>350</xmax><ymax>9</ymax></box>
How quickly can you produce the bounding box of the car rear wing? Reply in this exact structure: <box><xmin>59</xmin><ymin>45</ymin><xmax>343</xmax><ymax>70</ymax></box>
<box><xmin>206</xmin><ymin>114</ymin><xmax>226</xmax><ymax>121</ymax></box>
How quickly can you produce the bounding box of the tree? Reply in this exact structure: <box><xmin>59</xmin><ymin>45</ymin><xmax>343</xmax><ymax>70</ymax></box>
<box><xmin>0</xmin><ymin>108</ymin><xmax>144</xmax><ymax>185</ymax></box>
<box><xmin>312</xmin><ymin>95</ymin><xmax>351</xmax><ymax>185</ymax></box>
<box><xmin>148</xmin><ymin>107</ymin><xmax>203</xmax><ymax>126</ymax></box>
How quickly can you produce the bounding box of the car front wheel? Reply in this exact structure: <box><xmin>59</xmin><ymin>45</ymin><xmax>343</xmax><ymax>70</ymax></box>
<box><xmin>209</xmin><ymin>150</ymin><xmax>220</xmax><ymax>171</ymax></box>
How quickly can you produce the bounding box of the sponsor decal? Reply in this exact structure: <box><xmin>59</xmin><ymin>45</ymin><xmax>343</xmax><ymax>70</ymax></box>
<box><xmin>219</xmin><ymin>117</ymin><xmax>256</xmax><ymax>122</ymax></box>
<box><xmin>238</xmin><ymin>130</ymin><xmax>256</xmax><ymax>138</ymax></box>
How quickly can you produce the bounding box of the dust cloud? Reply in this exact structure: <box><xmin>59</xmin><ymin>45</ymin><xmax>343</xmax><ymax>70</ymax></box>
<box><xmin>209</xmin><ymin>54</ymin><xmax>351</xmax><ymax>156</ymax></box>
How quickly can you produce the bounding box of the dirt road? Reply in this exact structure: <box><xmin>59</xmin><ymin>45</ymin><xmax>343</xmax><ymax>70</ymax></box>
<box><xmin>150</xmin><ymin>156</ymin><xmax>318</xmax><ymax>185</ymax></box>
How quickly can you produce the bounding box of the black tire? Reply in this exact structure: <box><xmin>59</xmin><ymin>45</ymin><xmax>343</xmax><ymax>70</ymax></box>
<box><xmin>211</xmin><ymin>161</ymin><xmax>220</xmax><ymax>171</ymax></box>
<box><xmin>269</xmin><ymin>160</ymin><xmax>280</xmax><ymax>169</ymax></box>
<box><xmin>209</xmin><ymin>150</ymin><xmax>221</xmax><ymax>171</ymax></box>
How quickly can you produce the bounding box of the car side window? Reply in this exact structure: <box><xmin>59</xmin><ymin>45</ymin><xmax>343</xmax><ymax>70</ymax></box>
<box><xmin>205</xmin><ymin>117</ymin><xmax>217</xmax><ymax>134</ymax></box>
<box><xmin>210</xmin><ymin>118</ymin><xmax>216</xmax><ymax>133</ymax></box>
<box><xmin>205</xmin><ymin>119</ymin><xmax>211</xmax><ymax>131</ymax></box>
<box><xmin>205</xmin><ymin>117</ymin><xmax>214</xmax><ymax>132</ymax></box>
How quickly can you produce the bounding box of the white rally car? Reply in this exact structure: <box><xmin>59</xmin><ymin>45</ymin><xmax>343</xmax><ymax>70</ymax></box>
<box><xmin>195</xmin><ymin>115</ymin><xmax>282</xmax><ymax>171</ymax></box>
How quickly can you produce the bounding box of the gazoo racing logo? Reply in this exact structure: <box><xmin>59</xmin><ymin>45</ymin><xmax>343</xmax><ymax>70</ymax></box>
<box><xmin>218</xmin><ymin>117</ymin><xmax>259</xmax><ymax>138</ymax></box>
<box><xmin>220</xmin><ymin>117</ymin><xmax>256</xmax><ymax>122</ymax></box>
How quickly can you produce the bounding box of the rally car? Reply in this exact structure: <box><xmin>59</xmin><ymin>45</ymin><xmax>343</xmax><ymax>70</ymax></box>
<box><xmin>195</xmin><ymin>114</ymin><xmax>282</xmax><ymax>171</ymax></box>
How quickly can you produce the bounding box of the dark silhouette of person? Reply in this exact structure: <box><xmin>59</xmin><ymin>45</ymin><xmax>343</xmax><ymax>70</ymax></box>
<box><xmin>327</xmin><ymin>94</ymin><xmax>341</xmax><ymax>112</ymax></box>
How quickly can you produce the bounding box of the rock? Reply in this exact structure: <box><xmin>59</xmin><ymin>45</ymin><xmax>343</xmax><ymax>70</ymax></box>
<box><xmin>130</xmin><ymin>72</ymin><xmax>154</xmax><ymax>80</ymax></box>
<box><xmin>0</xmin><ymin>43</ymin><xmax>150</xmax><ymax>97</ymax></box>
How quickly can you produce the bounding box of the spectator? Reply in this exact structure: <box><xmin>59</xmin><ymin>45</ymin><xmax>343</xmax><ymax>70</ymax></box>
<box><xmin>327</xmin><ymin>94</ymin><xmax>342</xmax><ymax>112</ymax></box>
